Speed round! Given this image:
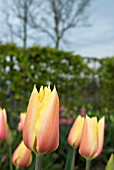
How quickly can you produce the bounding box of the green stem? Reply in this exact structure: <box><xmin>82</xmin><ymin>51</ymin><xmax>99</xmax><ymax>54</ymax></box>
<box><xmin>86</xmin><ymin>159</ymin><xmax>91</xmax><ymax>170</ymax></box>
<box><xmin>9</xmin><ymin>145</ymin><xmax>13</xmax><ymax>170</ymax></box>
<box><xmin>35</xmin><ymin>154</ymin><xmax>43</xmax><ymax>170</ymax></box>
<box><xmin>71</xmin><ymin>148</ymin><xmax>76</xmax><ymax>170</ymax></box>
<box><xmin>16</xmin><ymin>167</ymin><xmax>19</xmax><ymax>170</ymax></box>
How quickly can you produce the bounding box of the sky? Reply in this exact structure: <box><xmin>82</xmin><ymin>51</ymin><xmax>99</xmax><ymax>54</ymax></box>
<box><xmin>0</xmin><ymin>0</ymin><xmax>114</xmax><ymax>58</ymax></box>
<box><xmin>64</xmin><ymin>0</ymin><xmax>114</xmax><ymax>58</ymax></box>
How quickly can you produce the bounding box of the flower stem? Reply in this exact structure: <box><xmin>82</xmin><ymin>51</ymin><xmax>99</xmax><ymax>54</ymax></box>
<box><xmin>16</xmin><ymin>167</ymin><xmax>19</xmax><ymax>170</ymax></box>
<box><xmin>35</xmin><ymin>154</ymin><xmax>43</xmax><ymax>170</ymax></box>
<box><xmin>9</xmin><ymin>145</ymin><xmax>13</xmax><ymax>170</ymax></box>
<box><xmin>86</xmin><ymin>159</ymin><xmax>91</xmax><ymax>170</ymax></box>
<box><xmin>71</xmin><ymin>148</ymin><xmax>76</xmax><ymax>170</ymax></box>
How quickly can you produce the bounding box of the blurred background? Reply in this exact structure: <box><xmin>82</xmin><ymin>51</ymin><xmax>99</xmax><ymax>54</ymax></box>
<box><xmin>0</xmin><ymin>0</ymin><xmax>114</xmax><ymax>169</ymax></box>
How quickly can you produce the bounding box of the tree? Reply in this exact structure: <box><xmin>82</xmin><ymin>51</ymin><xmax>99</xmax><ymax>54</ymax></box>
<box><xmin>6</xmin><ymin>0</ymin><xmax>40</xmax><ymax>49</ymax></box>
<box><xmin>29</xmin><ymin>0</ymin><xmax>92</xmax><ymax>49</ymax></box>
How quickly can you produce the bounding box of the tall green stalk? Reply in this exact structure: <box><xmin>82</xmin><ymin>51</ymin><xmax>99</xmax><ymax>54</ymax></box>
<box><xmin>86</xmin><ymin>159</ymin><xmax>91</xmax><ymax>170</ymax></box>
<box><xmin>71</xmin><ymin>148</ymin><xmax>76</xmax><ymax>170</ymax></box>
<box><xmin>9</xmin><ymin>145</ymin><xmax>13</xmax><ymax>170</ymax></box>
<box><xmin>16</xmin><ymin>167</ymin><xmax>19</xmax><ymax>170</ymax></box>
<box><xmin>35</xmin><ymin>154</ymin><xmax>43</xmax><ymax>170</ymax></box>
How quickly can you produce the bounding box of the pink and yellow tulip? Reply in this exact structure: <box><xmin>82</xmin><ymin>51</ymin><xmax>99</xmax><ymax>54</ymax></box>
<box><xmin>18</xmin><ymin>112</ymin><xmax>26</xmax><ymax>131</ymax></box>
<box><xmin>23</xmin><ymin>85</ymin><xmax>59</xmax><ymax>154</ymax></box>
<box><xmin>68</xmin><ymin>115</ymin><xmax>85</xmax><ymax>148</ymax></box>
<box><xmin>79</xmin><ymin>115</ymin><xmax>105</xmax><ymax>159</ymax></box>
<box><xmin>0</xmin><ymin>108</ymin><xmax>7</xmax><ymax>141</ymax></box>
<box><xmin>12</xmin><ymin>141</ymin><xmax>32</xmax><ymax>168</ymax></box>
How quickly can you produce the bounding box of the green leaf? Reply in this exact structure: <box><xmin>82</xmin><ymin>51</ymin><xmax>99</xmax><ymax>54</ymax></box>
<box><xmin>106</xmin><ymin>154</ymin><xmax>114</xmax><ymax>170</ymax></box>
<box><xmin>65</xmin><ymin>148</ymin><xmax>73</xmax><ymax>170</ymax></box>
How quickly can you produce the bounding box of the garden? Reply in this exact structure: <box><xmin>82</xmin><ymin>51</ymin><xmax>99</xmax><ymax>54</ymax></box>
<box><xmin>0</xmin><ymin>43</ymin><xmax>114</xmax><ymax>170</ymax></box>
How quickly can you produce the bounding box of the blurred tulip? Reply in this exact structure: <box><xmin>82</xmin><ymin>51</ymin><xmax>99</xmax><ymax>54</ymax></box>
<box><xmin>60</xmin><ymin>118</ymin><xmax>67</xmax><ymax>125</ymax></box>
<box><xmin>104</xmin><ymin>123</ymin><xmax>107</xmax><ymax>132</ymax></box>
<box><xmin>60</xmin><ymin>105</ymin><xmax>65</xmax><ymax>117</ymax></box>
<box><xmin>68</xmin><ymin>115</ymin><xmax>85</xmax><ymax>148</ymax></box>
<box><xmin>81</xmin><ymin>106</ymin><xmax>86</xmax><ymax>117</ymax></box>
<box><xmin>12</xmin><ymin>141</ymin><xmax>32</xmax><ymax>168</ymax></box>
<box><xmin>0</xmin><ymin>108</ymin><xmax>7</xmax><ymax>141</ymax></box>
<box><xmin>60</xmin><ymin>105</ymin><xmax>65</xmax><ymax>113</ymax></box>
<box><xmin>60</xmin><ymin>118</ymin><xmax>73</xmax><ymax>125</ymax></box>
<box><xmin>106</xmin><ymin>154</ymin><xmax>114</xmax><ymax>170</ymax></box>
<box><xmin>18</xmin><ymin>113</ymin><xmax>26</xmax><ymax>131</ymax></box>
<box><xmin>79</xmin><ymin>115</ymin><xmax>105</xmax><ymax>159</ymax></box>
<box><xmin>23</xmin><ymin>85</ymin><xmax>59</xmax><ymax>154</ymax></box>
<box><xmin>1</xmin><ymin>156</ymin><xmax>7</xmax><ymax>163</ymax></box>
<box><xmin>70</xmin><ymin>110</ymin><xmax>74</xmax><ymax>115</ymax></box>
<box><xmin>66</xmin><ymin>118</ymin><xmax>74</xmax><ymax>125</ymax></box>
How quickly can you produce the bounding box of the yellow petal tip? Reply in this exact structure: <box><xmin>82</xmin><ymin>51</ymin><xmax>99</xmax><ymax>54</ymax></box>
<box><xmin>33</xmin><ymin>84</ymin><xmax>38</xmax><ymax>92</ymax></box>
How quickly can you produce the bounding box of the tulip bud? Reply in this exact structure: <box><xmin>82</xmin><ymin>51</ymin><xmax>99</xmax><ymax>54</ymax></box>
<box><xmin>60</xmin><ymin>105</ymin><xmax>65</xmax><ymax>113</ymax></box>
<box><xmin>68</xmin><ymin>115</ymin><xmax>85</xmax><ymax>148</ymax></box>
<box><xmin>79</xmin><ymin>115</ymin><xmax>105</xmax><ymax>159</ymax></box>
<box><xmin>1</xmin><ymin>156</ymin><xmax>7</xmax><ymax>163</ymax></box>
<box><xmin>23</xmin><ymin>85</ymin><xmax>59</xmax><ymax>154</ymax></box>
<box><xmin>0</xmin><ymin>108</ymin><xmax>7</xmax><ymax>141</ymax></box>
<box><xmin>18</xmin><ymin>113</ymin><xmax>26</xmax><ymax>131</ymax></box>
<box><xmin>60</xmin><ymin>118</ymin><xmax>73</xmax><ymax>125</ymax></box>
<box><xmin>106</xmin><ymin>154</ymin><xmax>114</xmax><ymax>170</ymax></box>
<box><xmin>66</xmin><ymin>118</ymin><xmax>74</xmax><ymax>125</ymax></box>
<box><xmin>104</xmin><ymin>123</ymin><xmax>107</xmax><ymax>132</ymax></box>
<box><xmin>59</xmin><ymin>118</ymin><xmax>67</xmax><ymax>125</ymax></box>
<box><xmin>81</xmin><ymin>106</ymin><xmax>86</xmax><ymax>117</ymax></box>
<box><xmin>12</xmin><ymin>141</ymin><xmax>32</xmax><ymax>168</ymax></box>
<box><xmin>70</xmin><ymin>110</ymin><xmax>74</xmax><ymax>115</ymax></box>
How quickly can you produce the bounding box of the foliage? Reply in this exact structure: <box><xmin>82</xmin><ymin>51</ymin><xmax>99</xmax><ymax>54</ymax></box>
<box><xmin>97</xmin><ymin>57</ymin><xmax>114</xmax><ymax>110</ymax></box>
<box><xmin>105</xmin><ymin>154</ymin><xmax>114</xmax><ymax>170</ymax></box>
<box><xmin>0</xmin><ymin>43</ymin><xmax>114</xmax><ymax>169</ymax></box>
<box><xmin>0</xmin><ymin>43</ymin><xmax>91</xmax><ymax>119</ymax></box>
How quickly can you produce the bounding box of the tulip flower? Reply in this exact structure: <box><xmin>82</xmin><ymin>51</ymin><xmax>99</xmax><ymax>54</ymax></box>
<box><xmin>18</xmin><ymin>112</ymin><xmax>26</xmax><ymax>131</ymax></box>
<box><xmin>104</xmin><ymin>123</ymin><xmax>107</xmax><ymax>132</ymax></box>
<box><xmin>70</xmin><ymin>110</ymin><xmax>74</xmax><ymax>115</ymax></box>
<box><xmin>81</xmin><ymin>106</ymin><xmax>86</xmax><ymax>117</ymax></box>
<box><xmin>68</xmin><ymin>115</ymin><xmax>85</xmax><ymax>148</ymax></box>
<box><xmin>79</xmin><ymin>115</ymin><xmax>105</xmax><ymax>159</ymax></box>
<box><xmin>59</xmin><ymin>118</ymin><xmax>67</xmax><ymax>125</ymax></box>
<box><xmin>23</xmin><ymin>85</ymin><xmax>59</xmax><ymax>154</ymax></box>
<box><xmin>66</xmin><ymin>118</ymin><xmax>74</xmax><ymax>125</ymax></box>
<box><xmin>60</xmin><ymin>105</ymin><xmax>65</xmax><ymax>113</ymax></box>
<box><xmin>12</xmin><ymin>141</ymin><xmax>32</xmax><ymax>168</ymax></box>
<box><xmin>0</xmin><ymin>108</ymin><xmax>7</xmax><ymax>141</ymax></box>
<box><xmin>106</xmin><ymin>154</ymin><xmax>114</xmax><ymax>170</ymax></box>
<box><xmin>60</xmin><ymin>118</ymin><xmax>73</xmax><ymax>125</ymax></box>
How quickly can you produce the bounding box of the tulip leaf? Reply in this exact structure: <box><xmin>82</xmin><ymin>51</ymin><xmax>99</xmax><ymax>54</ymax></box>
<box><xmin>106</xmin><ymin>154</ymin><xmax>114</xmax><ymax>170</ymax></box>
<box><xmin>65</xmin><ymin>148</ymin><xmax>73</xmax><ymax>170</ymax></box>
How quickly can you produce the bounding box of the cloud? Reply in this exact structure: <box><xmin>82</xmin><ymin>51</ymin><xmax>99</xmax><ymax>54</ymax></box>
<box><xmin>63</xmin><ymin>0</ymin><xmax>114</xmax><ymax>58</ymax></box>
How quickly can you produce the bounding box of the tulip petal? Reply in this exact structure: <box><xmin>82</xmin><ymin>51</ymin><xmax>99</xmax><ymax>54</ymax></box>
<box><xmin>93</xmin><ymin>116</ymin><xmax>105</xmax><ymax>158</ymax></box>
<box><xmin>0</xmin><ymin>108</ymin><xmax>7</xmax><ymax>141</ymax></box>
<box><xmin>12</xmin><ymin>141</ymin><xmax>32</xmax><ymax>168</ymax></box>
<box><xmin>2</xmin><ymin>109</ymin><xmax>7</xmax><ymax>122</ymax></box>
<box><xmin>68</xmin><ymin>115</ymin><xmax>84</xmax><ymax>148</ymax></box>
<box><xmin>36</xmin><ymin>87</ymin><xmax>59</xmax><ymax>153</ymax></box>
<box><xmin>79</xmin><ymin>115</ymin><xmax>97</xmax><ymax>158</ymax></box>
<box><xmin>23</xmin><ymin>85</ymin><xmax>42</xmax><ymax>150</ymax></box>
<box><xmin>18</xmin><ymin>113</ymin><xmax>26</xmax><ymax>131</ymax></box>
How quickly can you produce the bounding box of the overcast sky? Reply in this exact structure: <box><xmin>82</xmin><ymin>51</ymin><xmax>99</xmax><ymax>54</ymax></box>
<box><xmin>0</xmin><ymin>0</ymin><xmax>114</xmax><ymax>58</ymax></box>
<box><xmin>64</xmin><ymin>0</ymin><xmax>114</xmax><ymax>58</ymax></box>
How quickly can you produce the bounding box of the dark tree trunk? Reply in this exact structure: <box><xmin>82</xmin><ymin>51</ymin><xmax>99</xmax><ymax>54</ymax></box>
<box><xmin>23</xmin><ymin>0</ymin><xmax>27</xmax><ymax>49</ymax></box>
